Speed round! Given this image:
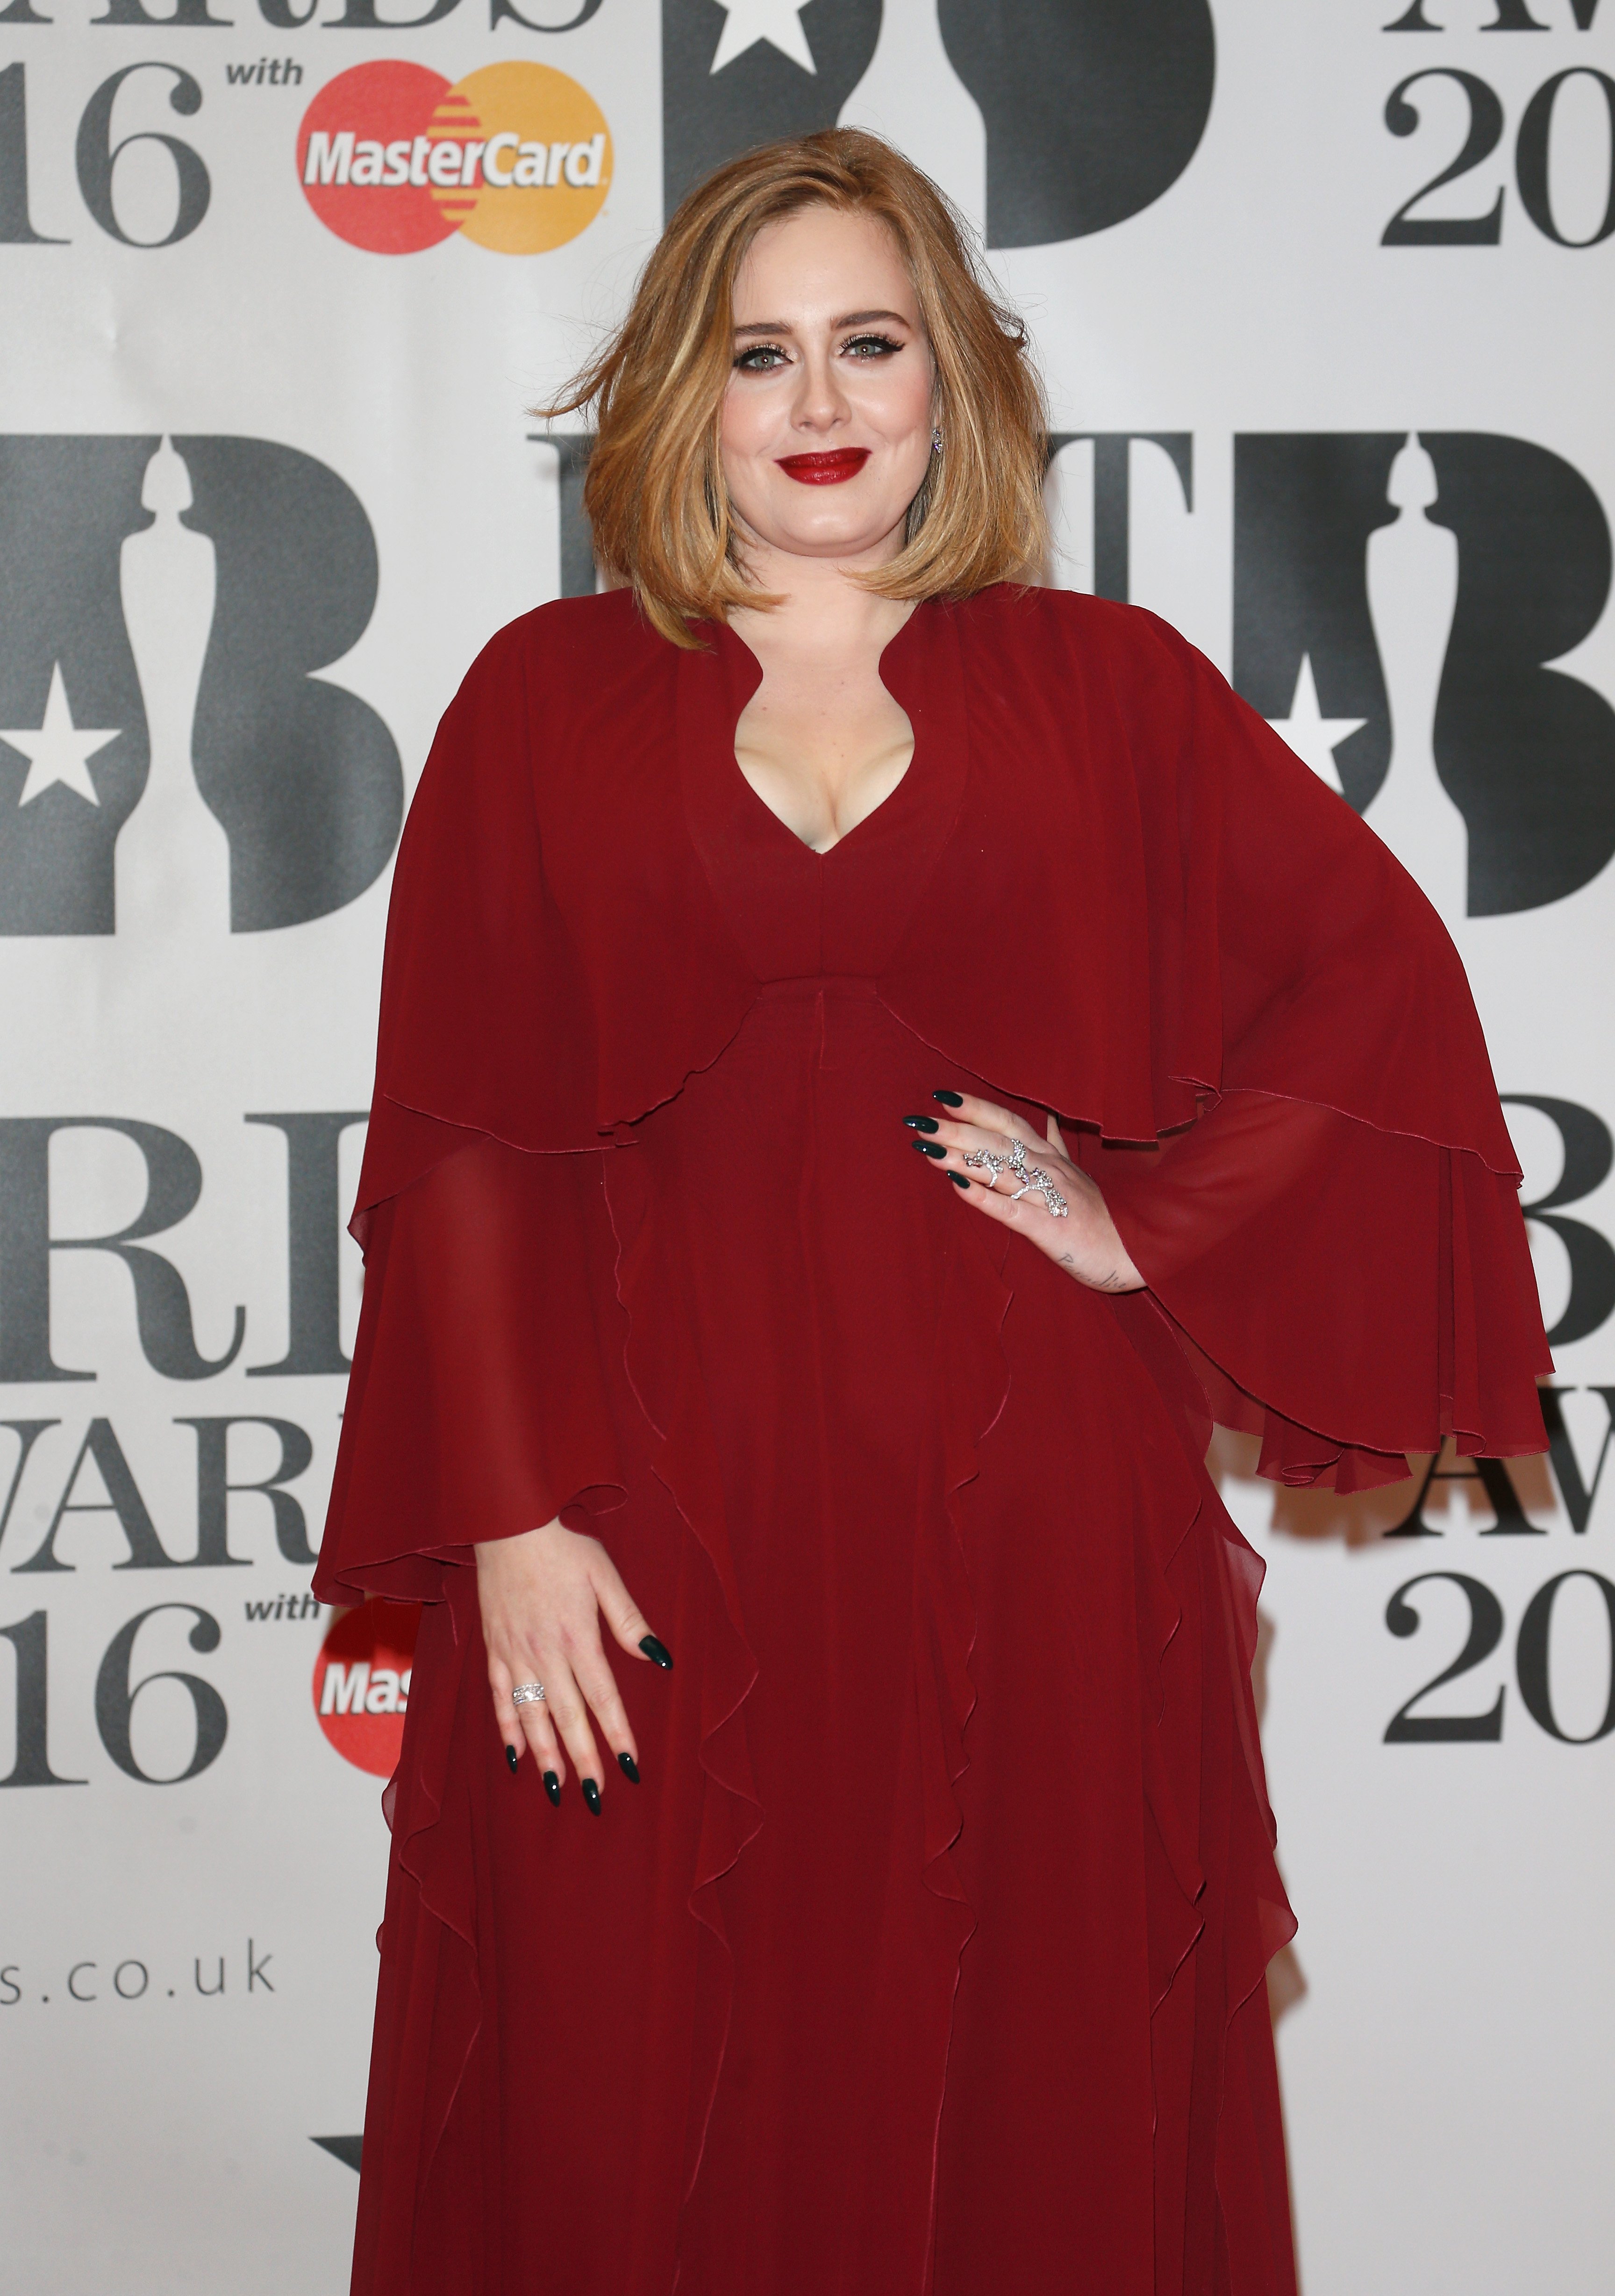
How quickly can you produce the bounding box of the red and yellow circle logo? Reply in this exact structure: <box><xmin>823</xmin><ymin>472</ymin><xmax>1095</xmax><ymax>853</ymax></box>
<box><xmin>312</xmin><ymin>1598</ymin><xmax>421</xmax><ymax>1776</ymax></box>
<box><xmin>298</xmin><ymin>60</ymin><xmax>612</xmax><ymax>256</ymax></box>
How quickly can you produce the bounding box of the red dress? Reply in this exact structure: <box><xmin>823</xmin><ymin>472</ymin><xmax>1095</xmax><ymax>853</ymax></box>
<box><xmin>314</xmin><ymin>585</ymin><xmax>1549</xmax><ymax>2296</ymax></box>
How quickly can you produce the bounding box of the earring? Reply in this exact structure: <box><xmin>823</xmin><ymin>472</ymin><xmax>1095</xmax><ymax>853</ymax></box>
<box><xmin>931</xmin><ymin>426</ymin><xmax>943</xmax><ymax>456</ymax></box>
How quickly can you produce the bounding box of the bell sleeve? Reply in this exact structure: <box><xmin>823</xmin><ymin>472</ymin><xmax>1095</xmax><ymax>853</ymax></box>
<box><xmin>314</xmin><ymin>1135</ymin><xmax>625</xmax><ymax>1605</ymax></box>
<box><xmin>312</xmin><ymin>623</ymin><xmax>625</xmax><ymax>1607</ymax></box>
<box><xmin>1085</xmin><ymin>631</ymin><xmax>1552</xmax><ymax>1493</ymax></box>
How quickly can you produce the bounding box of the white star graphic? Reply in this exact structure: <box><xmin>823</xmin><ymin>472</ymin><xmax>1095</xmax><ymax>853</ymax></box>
<box><xmin>2</xmin><ymin>662</ymin><xmax>119</xmax><ymax>808</ymax></box>
<box><xmin>710</xmin><ymin>0</ymin><xmax>816</xmax><ymax>75</ymax></box>
<box><xmin>1265</xmin><ymin>653</ymin><xmax>1366</xmax><ymax>795</ymax></box>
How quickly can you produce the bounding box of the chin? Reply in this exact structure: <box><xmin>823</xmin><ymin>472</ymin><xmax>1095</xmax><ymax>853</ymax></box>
<box><xmin>758</xmin><ymin>492</ymin><xmax>914</xmax><ymax>559</ymax></box>
<box><xmin>770</xmin><ymin>522</ymin><xmax>891</xmax><ymax>560</ymax></box>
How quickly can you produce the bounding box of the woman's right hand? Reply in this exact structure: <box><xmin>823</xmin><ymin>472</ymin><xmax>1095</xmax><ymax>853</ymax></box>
<box><xmin>476</xmin><ymin>1520</ymin><xmax>671</xmax><ymax>1809</ymax></box>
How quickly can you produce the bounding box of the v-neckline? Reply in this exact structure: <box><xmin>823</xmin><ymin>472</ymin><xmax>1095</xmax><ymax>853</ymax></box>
<box><xmin>677</xmin><ymin>595</ymin><xmax>972</xmax><ymax>986</ymax></box>
<box><xmin>714</xmin><ymin>603</ymin><xmax>928</xmax><ymax>863</ymax></box>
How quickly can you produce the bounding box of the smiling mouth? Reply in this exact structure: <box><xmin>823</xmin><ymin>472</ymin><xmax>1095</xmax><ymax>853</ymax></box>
<box><xmin>775</xmin><ymin>449</ymin><xmax>872</xmax><ymax>485</ymax></box>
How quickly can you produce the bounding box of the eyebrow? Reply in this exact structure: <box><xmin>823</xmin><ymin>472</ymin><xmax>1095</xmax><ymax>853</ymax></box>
<box><xmin>731</xmin><ymin>309</ymin><xmax>913</xmax><ymax>336</ymax></box>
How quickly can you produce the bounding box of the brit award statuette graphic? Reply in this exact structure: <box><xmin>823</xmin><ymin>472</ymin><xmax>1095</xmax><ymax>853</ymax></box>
<box><xmin>0</xmin><ymin>433</ymin><xmax>402</xmax><ymax>937</ymax></box>
<box><xmin>298</xmin><ymin>60</ymin><xmax>612</xmax><ymax>255</ymax></box>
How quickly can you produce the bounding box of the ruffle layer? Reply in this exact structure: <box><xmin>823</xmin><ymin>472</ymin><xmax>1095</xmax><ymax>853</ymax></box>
<box><xmin>1087</xmin><ymin>1092</ymin><xmax>1550</xmax><ymax>1491</ymax></box>
<box><xmin>1109</xmin><ymin>1297</ymin><xmax>1297</xmax><ymax>2292</ymax></box>
<box><xmin>906</xmin><ymin>1211</ymin><xmax>1012</xmax><ymax>2286</ymax></box>
<box><xmin>354</xmin><ymin>588</ymin><xmax>1531</xmax><ymax>1179</ymax></box>
<box><xmin>348</xmin><ymin>1586</ymin><xmax>480</xmax><ymax>2289</ymax></box>
<box><xmin>927</xmin><ymin>1218</ymin><xmax>1011</xmax><ymax>1917</ymax></box>
<box><xmin>599</xmin><ymin>1149</ymin><xmax>764</xmax><ymax>2229</ymax></box>
<box><xmin>1111</xmin><ymin>1297</ymin><xmax>1294</xmax><ymax>2019</ymax></box>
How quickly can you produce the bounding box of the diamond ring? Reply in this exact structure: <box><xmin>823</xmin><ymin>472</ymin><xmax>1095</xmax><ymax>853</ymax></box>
<box><xmin>512</xmin><ymin>1682</ymin><xmax>546</xmax><ymax>1706</ymax></box>
<box><xmin>962</xmin><ymin>1147</ymin><xmax>1008</xmax><ymax>1189</ymax></box>
<box><xmin>1005</xmin><ymin>1136</ymin><xmax>1069</xmax><ymax>1220</ymax></box>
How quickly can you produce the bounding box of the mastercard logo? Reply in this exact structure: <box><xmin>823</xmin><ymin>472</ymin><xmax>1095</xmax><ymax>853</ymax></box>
<box><xmin>312</xmin><ymin>1596</ymin><xmax>421</xmax><ymax>1776</ymax></box>
<box><xmin>298</xmin><ymin>59</ymin><xmax>611</xmax><ymax>255</ymax></box>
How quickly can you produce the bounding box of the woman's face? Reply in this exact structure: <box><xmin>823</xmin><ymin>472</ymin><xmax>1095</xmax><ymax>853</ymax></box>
<box><xmin>721</xmin><ymin>205</ymin><xmax>936</xmax><ymax>569</ymax></box>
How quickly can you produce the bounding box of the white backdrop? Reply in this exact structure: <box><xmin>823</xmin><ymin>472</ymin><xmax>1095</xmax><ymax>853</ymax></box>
<box><xmin>1</xmin><ymin>2</ymin><xmax>1612</xmax><ymax>2290</ymax></box>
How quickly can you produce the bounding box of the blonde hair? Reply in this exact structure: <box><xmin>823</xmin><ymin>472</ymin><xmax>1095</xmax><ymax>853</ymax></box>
<box><xmin>535</xmin><ymin>129</ymin><xmax>1049</xmax><ymax>648</ymax></box>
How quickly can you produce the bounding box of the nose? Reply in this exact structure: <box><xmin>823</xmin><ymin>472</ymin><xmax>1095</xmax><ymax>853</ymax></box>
<box><xmin>789</xmin><ymin>343</ymin><xmax>850</xmax><ymax>436</ymax></box>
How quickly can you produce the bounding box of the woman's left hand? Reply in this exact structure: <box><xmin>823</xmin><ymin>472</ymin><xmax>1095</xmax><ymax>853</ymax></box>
<box><xmin>907</xmin><ymin>1094</ymin><xmax>1145</xmax><ymax>1294</ymax></box>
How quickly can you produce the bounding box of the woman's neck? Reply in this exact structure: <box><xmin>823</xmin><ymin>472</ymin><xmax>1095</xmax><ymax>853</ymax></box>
<box><xmin>728</xmin><ymin>532</ymin><xmax>915</xmax><ymax>666</ymax></box>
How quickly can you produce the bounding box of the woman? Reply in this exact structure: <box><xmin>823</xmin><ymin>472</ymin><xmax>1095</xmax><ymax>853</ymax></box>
<box><xmin>315</xmin><ymin>130</ymin><xmax>1550</xmax><ymax>2296</ymax></box>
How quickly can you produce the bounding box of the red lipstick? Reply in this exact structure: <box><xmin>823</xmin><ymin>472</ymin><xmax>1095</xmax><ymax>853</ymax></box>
<box><xmin>775</xmin><ymin>449</ymin><xmax>871</xmax><ymax>485</ymax></box>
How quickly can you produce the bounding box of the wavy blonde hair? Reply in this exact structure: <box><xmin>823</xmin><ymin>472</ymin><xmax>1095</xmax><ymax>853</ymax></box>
<box><xmin>535</xmin><ymin>129</ymin><xmax>1049</xmax><ymax>648</ymax></box>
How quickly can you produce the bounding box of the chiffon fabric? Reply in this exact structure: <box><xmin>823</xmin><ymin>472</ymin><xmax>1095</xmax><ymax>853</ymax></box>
<box><xmin>314</xmin><ymin>585</ymin><xmax>1550</xmax><ymax>2296</ymax></box>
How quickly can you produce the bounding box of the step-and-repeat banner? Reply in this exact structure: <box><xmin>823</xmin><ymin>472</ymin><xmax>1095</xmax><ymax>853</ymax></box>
<box><xmin>1</xmin><ymin>2</ymin><xmax>1612</xmax><ymax>2289</ymax></box>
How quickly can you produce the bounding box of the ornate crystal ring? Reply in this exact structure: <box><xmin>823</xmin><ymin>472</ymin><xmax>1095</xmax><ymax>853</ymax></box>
<box><xmin>962</xmin><ymin>1147</ymin><xmax>1008</xmax><ymax>1190</ymax></box>
<box><xmin>512</xmin><ymin>1682</ymin><xmax>546</xmax><ymax>1706</ymax></box>
<box><xmin>1005</xmin><ymin>1136</ymin><xmax>1069</xmax><ymax>1220</ymax></box>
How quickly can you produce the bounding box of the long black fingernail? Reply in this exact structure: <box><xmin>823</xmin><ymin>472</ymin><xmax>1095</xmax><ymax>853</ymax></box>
<box><xmin>950</xmin><ymin>1172</ymin><xmax>970</xmax><ymax>1189</ymax></box>
<box><xmin>903</xmin><ymin>1113</ymin><xmax>939</xmax><ymax>1134</ymax></box>
<box><xmin>506</xmin><ymin>1744</ymin><xmax>519</xmax><ymax>1775</ymax></box>
<box><xmin>543</xmin><ymin>1770</ymin><xmax>561</xmax><ymax>1806</ymax></box>
<box><xmin>617</xmin><ymin>1751</ymin><xmax>640</xmax><ymax>1784</ymax></box>
<box><xmin>582</xmin><ymin>1778</ymin><xmax>602</xmax><ymax>1815</ymax></box>
<box><xmin>639</xmin><ymin>1635</ymin><xmax>674</xmax><ymax>1671</ymax></box>
<box><xmin>913</xmin><ymin>1140</ymin><xmax>947</xmax><ymax>1160</ymax></box>
<box><xmin>933</xmin><ymin>1089</ymin><xmax>964</xmax><ymax>1107</ymax></box>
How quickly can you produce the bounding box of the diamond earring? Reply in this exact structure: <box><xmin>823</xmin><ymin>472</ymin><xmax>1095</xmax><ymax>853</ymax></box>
<box><xmin>930</xmin><ymin>426</ymin><xmax>943</xmax><ymax>456</ymax></box>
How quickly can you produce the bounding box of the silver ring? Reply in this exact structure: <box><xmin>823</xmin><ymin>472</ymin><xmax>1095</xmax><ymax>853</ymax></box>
<box><xmin>962</xmin><ymin>1147</ymin><xmax>1007</xmax><ymax>1190</ymax></box>
<box><xmin>511</xmin><ymin>1681</ymin><xmax>546</xmax><ymax>1706</ymax></box>
<box><xmin>1004</xmin><ymin>1135</ymin><xmax>1070</xmax><ymax>1220</ymax></box>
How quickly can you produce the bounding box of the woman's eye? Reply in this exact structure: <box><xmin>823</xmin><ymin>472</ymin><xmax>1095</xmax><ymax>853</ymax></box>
<box><xmin>842</xmin><ymin>333</ymin><xmax>903</xmax><ymax>359</ymax></box>
<box><xmin>734</xmin><ymin>344</ymin><xmax>788</xmax><ymax>371</ymax></box>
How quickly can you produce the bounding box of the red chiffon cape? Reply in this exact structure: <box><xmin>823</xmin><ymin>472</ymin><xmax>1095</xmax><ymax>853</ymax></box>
<box><xmin>315</xmin><ymin>584</ymin><xmax>1549</xmax><ymax>2296</ymax></box>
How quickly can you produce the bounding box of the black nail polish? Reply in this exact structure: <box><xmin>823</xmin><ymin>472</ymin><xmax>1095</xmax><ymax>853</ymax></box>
<box><xmin>933</xmin><ymin>1089</ymin><xmax>964</xmax><ymax>1107</ymax></box>
<box><xmin>902</xmin><ymin>1113</ymin><xmax>939</xmax><ymax>1134</ymax></box>
<box><xmin>913</xmin><ymin>1140</ymin><xmax>947</xmax><ymax>1160</ymax></box>
<box><xmin>618</xmin><ymin>1751</ymin><xmax>641</xmax><ymax>1784</ymax></box>
<box><xmin>950</xmin><ymin>1172</ymin><xmax>970</xmax><ymax>1189</ymax></box>
<box><xmin>543</xmin><ymin>1770</ymin><xmax>561</xmax><ymax>1806</ymax></box>
<box><xmin>639</xmin><ymin>1634</ymin><xmax>674</xmax><ymax>1671</ymax></box>
<box><xmin>582</xmin><ymin>1778</ymin><xmax>602</xmax><ymax>1815</ymax></box>
<box><xmin>506</xmin><ymin>1744</ymin><xmax>519</xmax><ymax>1775</ymax></box>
